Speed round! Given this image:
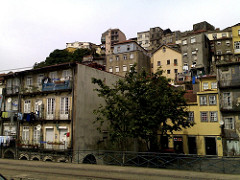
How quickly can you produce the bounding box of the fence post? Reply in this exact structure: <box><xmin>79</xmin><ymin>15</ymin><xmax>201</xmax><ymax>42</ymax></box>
<box><xmin>199</xmin><ymin>157</ymin><xmax>202</xmax><ymax>172</ymax></box>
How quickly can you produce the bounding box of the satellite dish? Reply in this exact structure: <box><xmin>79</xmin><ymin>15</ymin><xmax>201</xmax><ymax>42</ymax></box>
<box><xmin>219</xmin><ymin>121</ymin><xmax>224</xmax><ymax>125</ymax></box>
<box><xmin>7</xmin><ymin>98</ymin><xmax>12</xmax><ymax>103</ymax></box>
<box><xmin>36</xmin><ymin>124</ymin><xmax>41</xmax><ymax>130</ymax></box>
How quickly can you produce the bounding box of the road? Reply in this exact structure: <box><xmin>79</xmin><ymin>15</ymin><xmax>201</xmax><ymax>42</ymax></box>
<box><xmin>0</xmin><ymin>159</ymin><xmax>239</xmax><ymax>180</ymax></box>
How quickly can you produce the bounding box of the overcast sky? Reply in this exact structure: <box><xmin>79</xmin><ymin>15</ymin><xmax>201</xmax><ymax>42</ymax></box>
<box><xmin>0</xmin><ymin>0</ymin><xmax>239</xmax><ymax>73</ymax></box>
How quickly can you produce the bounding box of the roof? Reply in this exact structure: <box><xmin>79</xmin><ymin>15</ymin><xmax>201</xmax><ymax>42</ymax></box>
<box><xmin>199</xmin><ymin>75</ymin><xmax>216</xmax><ymax>79</ymax></box>
<box><xmin>113</xmin><ymin>40</ymin><xmax>148</xmax><ymax>53</ymax></box>
<box><xmin>152</xmin><ymin>44</ymin><xmax>181</xmax><ymax>54</ymax></box>
<box><xmin>184</xmin><ymin>90</ymin><xmax>197</xmax><ymax>103</ymax></box>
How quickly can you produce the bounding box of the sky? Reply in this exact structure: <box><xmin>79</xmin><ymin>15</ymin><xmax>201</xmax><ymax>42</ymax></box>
<box><xmin>0</xmin><ymin>0</ymin><xmax>239</xmax><ymax>73</ymax></box>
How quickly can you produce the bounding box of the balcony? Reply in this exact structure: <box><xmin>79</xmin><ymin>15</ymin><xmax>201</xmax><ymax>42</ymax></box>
<box><xmin>18</xmin><ymin>140</ymin><xmax>70</xmax><ymax>151</ymax></box>
<box><xmin>36</xmin><ymin>110</ymin><xmax>72</xmax><ymax>120</ymax></box>
<box><xmin>5</xmin><ymin>86</ymin><xmax>20</xmax><ymax>95</ymax></box>
<box><xmin>42</xmin><ymin>80</ymin><xmax>72</xmax><ymax>91</ymax></box>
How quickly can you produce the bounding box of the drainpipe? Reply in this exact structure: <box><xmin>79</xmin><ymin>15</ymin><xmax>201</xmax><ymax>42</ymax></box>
<box><xmin>70</xmin><ymin>64</ymin><xmax>75</xmax><ymax>162</ymax></box>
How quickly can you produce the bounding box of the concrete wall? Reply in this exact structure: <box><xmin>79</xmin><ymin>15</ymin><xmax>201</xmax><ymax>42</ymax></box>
<box><xmin>73</xmin><ymin>64</ymin><xmax>121</xmax><ymax>151</ymax></box>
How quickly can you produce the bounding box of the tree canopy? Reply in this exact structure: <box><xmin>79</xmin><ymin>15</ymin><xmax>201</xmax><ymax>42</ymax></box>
<box><xmin>92</xmin><ymin>67</ymin><xmax>193</xmax><ymax>151</ymax></box>
<box><xmin>33</xmin><ymin>48</ymin><xmax>95</xmax><ymax>69</ymax></box>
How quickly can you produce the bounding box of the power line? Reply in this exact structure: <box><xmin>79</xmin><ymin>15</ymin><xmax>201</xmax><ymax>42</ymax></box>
<box><xmin>0</xmin><ymin>66</ymin><xmax>33</xmax><ymax>73</ymax></box>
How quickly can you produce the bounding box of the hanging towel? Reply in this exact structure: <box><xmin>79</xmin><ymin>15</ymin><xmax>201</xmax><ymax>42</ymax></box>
<box><xmin>26</xmin><ymin>114</ymin><xmax>31</xmax><ymax>122</ymax></box>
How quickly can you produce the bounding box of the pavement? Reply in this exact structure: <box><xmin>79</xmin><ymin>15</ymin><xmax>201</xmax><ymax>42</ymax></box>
<box><xmin>0</xmin><ymin>158</ymin><xmax>240</xmax><ymax>180</ymax></box>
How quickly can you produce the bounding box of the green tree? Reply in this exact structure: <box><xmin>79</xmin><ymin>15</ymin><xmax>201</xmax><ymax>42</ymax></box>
<box><xmin>33</xmin><ymin>48</ymin><xmax>92</xmax><ymax>69</ymax></box>
<box><xmin>92</xmin><ymin>67</ymin><xmax>193</xmax><ymax>151</ymax></box>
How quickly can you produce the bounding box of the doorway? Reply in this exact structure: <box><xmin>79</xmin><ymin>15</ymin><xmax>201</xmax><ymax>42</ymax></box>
<box><xmin>205</xmin><ymin>137</ymin><xmax>217</xmax><ymax>155</ymax></box>
<box><xmin>188</xmin><ymin>136</ymin><xmax>197</xmax><ymax>154</ymax></box>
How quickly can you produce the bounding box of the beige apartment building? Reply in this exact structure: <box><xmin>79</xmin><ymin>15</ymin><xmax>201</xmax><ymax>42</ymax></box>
<box><xmin>151</xmin><ymin>44</ymin><xmax>182</xmax><ymax>84</ymax></box>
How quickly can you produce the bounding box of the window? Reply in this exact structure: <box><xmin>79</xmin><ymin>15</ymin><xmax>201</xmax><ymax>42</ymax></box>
<box><xmin>35</xmin><ymin>100</ymin><xmax>42</xmax><ymax>114</ymax></box>
<box><xmin>115</xmin><ymin>66</ymin><xmax>119</xmax><ymax>72</ymax></box>
<box><xmin>182</xmin><ymin>39</ymin><xmax>187</xmax><ymax>45</ymax></box>
<box><xmin>26</xmin><ymin>76</ymin><xmax>32</xmax><ymax>86</ymax></box>
<box><xmin>117</xmin><ymin>46</ymin><xmax>120</xmax><ymax>52</ymax></box>
<box><xmin>109</xmin><ymin>57</ymin><xmax>113</xmax><ymax>62</ymax></box>
<box><xmin>224</xmin><ymin>117</ymin><xmax>234</xmax><ymax>129</ymax></box>
<box><xmin>209</xmin><ymin>95</ymin><xmax>216</xmax><ymax>105</ymax></box>
<box><xmin>192</xmin><ymin>51</ymin><xmax>197</xmax><ymax>55</ymax></box>
<box><xmin>130</xmin><ymin>54</ymin><xmax>134</xmax><ymax>59</ymax></box>
<box><xmin>174</xmin><ymin>69</ymin><xmax>178</xmax><ymax>74</ymax></box>
<box><xmin>200</xmin><ymin>112</ymin><xmax>208</xmax><ymax>122</ymax></box>
<box><xmin>37</xmin><ymin>74</ymin><xmax>44</xmax><ymax>86</ymax></box>
<box><xmin>226</xmin><ymin>40</ymin><xmax>230</xmax><ymax>46</ymax></box>
<box><xmin>212</xmin><ymin>34</ymin><xmax>217</xmax><ymax>39</ymax></box>
<box><xmin>109</xmin><ymin>67</ymin><xmax>113</xmax><ymax>73</ymax></box>
<box><xmin>129</xmin><ymin>64</ymin><xmax>133</xmax><ymax>72</ymax></box>
<box><xmin>62</xmin><ymin>70</ymin><xmax>71</xmax><ymax>80</ymax></box>
<box><xmin>123</xmin><ymin>65</ymin><xmax>127</xmax><ymax>72</ymax></box>
<box><xmin>238</xmin><ymin>30</ymin><xmax>240</xmax><ymax>36</ymax></box>
<box><xmin>157</xmin><ymin>61</ymin><xmax>161</xmax><ymax>66</ymax></box>
<box><xmin>167</xmin><ymin>70</ymin><xmax>170</xmax><ymax>74</ymax></box>
<box><xmin>127</xmin><ymin>45</ymin><xmax>130</xmax><ymax>51</ymax></box>
<box><xmin>234</xmin><ymin>41</ymin><xmax>240</xmax><ymax>49</ymax></box>
<box><xmin>33</xmin><ymin>126</ymin><xmax>40</xmax><ymax>144</ymax></box>
<box><xmin>47</xmin><ymin>98</ymin><xmax>55</xmax><ymax>115</ymax></box>
<box><xmin>167</xmin><ymin>60</ymin><xmax>170</xmax><ymax>65</ymax></box>
<box><xmin>216</xmin><ymin>51</ymin><xmax>222</xmax><ymax>55</ymax></box>
<box><xmin>174</xmin><ymin>59</ymin><xmax>178</xmax><ymax>66</ymax></box>
<box><xmin>217</xmin><ymin>41</ymin><xmax>221</xmax><ymax>45</ymax></box>
<box><xmin>22</xmin><ymin>126</ymin><xmax>30</xmax><ymax>143</ymax></box>
<box><xmin>116</xmin><ymin>56</ymin><xmax>119</xmax><ymax>61</ymax></box>
<box><xmin>203</xmin><ymin>83</ymin><xmax>209</xmax><ymax>90</ymax></box>
<box><xmin>222</xmin><ymin>33</ymin><xmax>226</xmax><ymax>37</ymax></box>
<box><xmin>200</xmin><ymin>96</ymin><xmax>207</xmax><ymax>105</ymax></box>
<box><xmin>188</xmin><ymin>112</ymin><xmax>194</xmax><ymax>122</ymax></box>
<box><xmin>24</xmin><ymin>100</ymin><xmax>31</xmax><ymax>113</ymax></box>
<box><xmin>210</xmin><ymin>112</ymin><xmax>218</xmax><ymax>122</ymax></box>
<box><xmin>190</xmin><ymin>37</ymin><xmax>196</xmax><ymax>43</ymax></box>
<box><xmin>61</xmin><ymin>97</ymin><xmax>69</xmax><ymax>115</ymax></box>
<box><xmin>211</xmin><ymin>82</ymin><xmax>217</xmax><ymax>89</ymax></box>
<box><xmin>12</xmin><ymin>100</ymin><xmax>18</xmax><ymax>111</ymax></box>
<box><xmin>163</xmin><ymin>47</ymin><xmax>166</xmax><ymax>52</ymax></box>
<box><xmin>49</xmin><ymin>71</ymin><xmax>58</xmax><ymax>82</ymax></box>
<box><xmin>123</xmin><ymin>55</ymin><xmax>127</xmax><ymax>60</ymax></box>
<box><xmin>223</xmin><ymin>92</ymin><xmax>232</xmax><ymax>107</ymax></box>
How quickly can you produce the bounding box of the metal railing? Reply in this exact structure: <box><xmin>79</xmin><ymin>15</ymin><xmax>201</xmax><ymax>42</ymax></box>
<box><xmin>4</xmin><ymin>149</ymin><xmax>240</xmax><ymax>174</ymax></box>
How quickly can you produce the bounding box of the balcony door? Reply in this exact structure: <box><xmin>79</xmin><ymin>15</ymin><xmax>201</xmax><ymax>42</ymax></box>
<box><xmin>60</xmin><ymin>97</ymin><xmax>69</xmax><ymax>120</ymax></box>
<box><xmin>59</xmin><ymin>128</ymin><xmax>68</xmax><ymax>150</ymax></box>
<box><xmin>45</xmin><ymin>127</ymin><xmax>54</xmax><ymax>149</ymax></box>
<box><xmin>47</xmin><ymin>98</ymin><xmax>55</xmax><ymax>120</ymax></box>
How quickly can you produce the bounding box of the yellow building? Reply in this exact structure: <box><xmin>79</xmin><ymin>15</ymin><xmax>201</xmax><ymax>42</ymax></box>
<box><xmin>232</xmin><ymin>23</ymin><xmax>240</xmax><ymax>55</ymax></box>
<box><xmin>151</xmin><ymin>45</ymin><xmax>182</xmax><ymax>84</ymax></box>
<box><xmin>167</xmin><ymin>75</ymin><xmax>223</xmax><ymax>156</ymax></box>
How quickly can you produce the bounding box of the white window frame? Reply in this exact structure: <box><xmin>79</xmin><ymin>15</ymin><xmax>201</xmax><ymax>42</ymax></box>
<box><xmin>37</xmin><ymin>74</ymin><xmax>44</xmax><ymax>86</ymax></box>
<box><xmin>115</xmin><ymin>66</ymin><xmax>119</xmax><ymax>73</ymax></box>
<box><xmin>22</xmin><ymin>126</ymin><xmax>30</xmax><ymax>143</ymax></box>
<box><xmin>210</xmin><ymin>111</ymin><xmax>218</xmax><ymax>122</ymax></box>
<box><xmin>24</xmin><ymin>100</ymin><xmax>31</xmax><ymax>113</ymax></box>
<box><xmin>26</xmin><ymin>76</ymin><xmax>33</xmax><ymax>87</ymax></box>
<box><xmin>224</xmin><ymin>117</ymin><xmax>234</xmax><ymax>129</ymax></box>
<box><xmin>203</xmin><ymin>83</ymin><xmax>209</xmax><ymax>90</ymax></box>
<box><xmin>33</xmin><ymin>126</ymin><xmax>40</xmax><ymax>145</ymax></box>
<box><xmin>123</xmin><ymin>65</ymin><xmax>127</xmax><ymax>72</ymax></box>
<box><xmin>190</xmin><ymin>37</ymin><xmax>196</xmax><ymax>43</ymax></box>
<box><xmin>200</xmin><ymin>96</ymin><xmax>207</xmax><ymax>105</ymax></box>
<box><xmin>200</xmin><ymin>112</ymin><xmax>208</xmax><ymax>122</ymax></box>
<box><xmin>209</xmin><ymin>95</ymin><xmax>216</xmax><ymax>105</ymax></box>
<box><xmin>109</xmin><ymin>67</ymin><xmax>113</xmax><ymax>73</ymax></box>
<box><xmin>60</xmin><ymin>97</ymin><xmax>69</xmax><ymax>119</ymax></box>
<box><xmin>130</xmin><ymin>54</ymin><xmax>134</xmax><ymax>59</ymax></box>
<box><xmin>188</xmin><ymin>112</ymin><xmax>194</xmax><ymax>122</ymax></box>
<box><xmin>223</xmin><ymin>92</ymin><xmax>232</xmax><ymax>107</ymax></box>
<box><xmin>182</xmin><ymin>39</ymin><xmax>187</xmax><ymax>45</ymax></box>
<box><xmin>211</xmin><ymin>82</ymin><xmax>217</xmax><ymax>89</ymax></box>
<box><xmin>47</xmin><ymin>98</ymin><xmax>55</xmax><ymax>119</ymax></box>
<box><xmin>62</xmin><ymin>70</ymin><xmax>71</xmax><ymax>80</ymax></box>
